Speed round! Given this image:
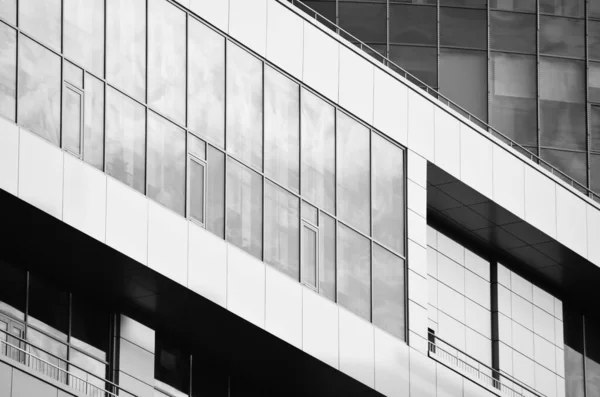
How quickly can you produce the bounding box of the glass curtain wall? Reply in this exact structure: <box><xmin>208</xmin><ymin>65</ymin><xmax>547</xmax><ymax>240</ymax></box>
<box><xmin>564</xmin><ymin>306</ymin><xmax>600</xmax><ymax>397</ymax></box>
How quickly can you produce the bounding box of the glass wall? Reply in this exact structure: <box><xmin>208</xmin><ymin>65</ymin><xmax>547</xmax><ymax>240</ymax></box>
<box><xmin>564</xmin><ymin>306</ymin><xmax>600</xmax><ymax>397</ymax></box>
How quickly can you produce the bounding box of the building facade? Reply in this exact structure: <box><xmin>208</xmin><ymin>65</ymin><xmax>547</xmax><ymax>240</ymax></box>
<box><xmin>0</xmin><ymin>0</ymin><xmax>598</xmax><ymax>397</ymax></box>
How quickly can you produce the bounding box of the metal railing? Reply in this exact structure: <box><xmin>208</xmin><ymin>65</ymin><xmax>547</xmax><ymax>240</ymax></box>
<box><xmin>0</xmin><ymin>330</ymin><xmax>137</xmax><ymax>397</ymax></box>
<box><xmin>428</xmin><ymin>333</ymin><xmax>543</xmax><ymax>397</ymax></box>
<box><xmin>285</xmin><ymin>0</ymin><xmax>600</xmax><ymax>205</ymax></box>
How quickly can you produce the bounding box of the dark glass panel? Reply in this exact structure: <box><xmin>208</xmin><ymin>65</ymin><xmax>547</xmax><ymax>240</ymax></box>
<box><xmin>389</xmin><ymin>45</ymin><xmax>438</xmax><ymax>88</ymax></box>
<box><xmin>591</xmin><ymin>63</ymin><xmax>600</xmax><ymax>103</ymax></box>
<box><xmin>592</xmin><ymin>0</ymin><xmax>600</xmax><ymax>19</ymax></box>
<box><xmin>540</xmin><ymin>149</ymin><xmax>587</xmax><ymax>186</ymax></box>
<box><xmin>440</xmin><ymin>0</ymin><xmax>486</xmax><ymax>7</ymax></box>
<box><xmin>389</xmin><ymin>5</ymin><xmax>437</xmax><ymax>45</ymax></box>
<box><xmin>440</xmin><ymin>8</ymin><xmax>486</xmax><ymax>49</ymax></box>
<box><xmin>28</xmin><ymin>275</ymin><xmax>69</xmax><ymax>337</ymax></box>
<box><xmin>71</xmin><ymin>295</ymin><xmax>109</xmax><ymax>361</ymax></box>
<box><xmin>373</xmin><ymin>244</ymin><xmax>405</xmax><ymax>340</ymax></box>
<box><xmin>592</xmin><ymin>106</ymin><xmax>600</xmax><ymax>152</ymax></box>
<box><xmin>586</xmin><ymin>316</ymin><xmax>600</xmax><ymax>397</ymax></box>
<box><xmin>391</xmin><ymin>0</ymin><xmax>436</xmax><ymax>4</ymax></box>
<box><xmin>590</xmin><ymin>21</ymin><xmax>600</xmax><ymax>62</ymax></box>
<box><xmin>564</xmin><ymin>306</ymin><xmax>585</xmax><ymax>397</ymax></box>
<box><xmin>338</xmin><ymin>2</ymin><xmax>386</xmax><ymax>44</ymax></box>
<box><xmin>191</xmin><ymin>352</ymin><xmax>229</xmax><ymax>397</ymax></box>
<box><xmin>0</xmin><ymin>22</ymin><xmax>16</xmax><ymax>122</ymax></box>
<box><xmin>490</xmin><ymin>0</ymin><xmax>536</xmax><ymax>12</ymax></box>
<box><xmin>540</xmin><ymin>16</ymin><xmax>584</xmax><ymax>58</ymax></box>
<box><xmin>64</xmin><ymin>0</ymin><xmax>104</xmax><ymax>76</ymax></box>
<box><xmin>155</xmin><ymin>335</ymin><xmax>190</xmax><ymax>394</ymax></box>
<box><xmin>302</xmin><ymin>1</ymin><xmax>336</xmax><ymax>25</ymax></box>
<box><xmin>592</xmin><ymin>155</ymin><xmax>600</xmax><ymax>194</ymax></box>
<box><xmin>0</xmin><ymin>260</ymin><xmax>26</xmax><ymax>320</ymax></box>
<box><xmin>540</xmin><ymin>0</ymin><xmax>584</xmax><ymax>17</ymax></box>
<box><xmin>490</xmin><ymin>11</ymin><xmax>536</xmax><ymax>53</ymax></box>
<box><xmin>490</xmin><ymin>53</ymin><xmax>537</xmax><ymax>147</ymax></box>
<box><xmin>439</xmin><ymin>49</ymin><xmax>487</xmax><ymax>122</ymax></box>
<box><xmin>206</xmin><ymin>146</ymin><xmax>225</xmax><ymax>239</ymax></box>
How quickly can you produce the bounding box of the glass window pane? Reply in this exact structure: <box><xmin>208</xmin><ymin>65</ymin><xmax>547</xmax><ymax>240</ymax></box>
<box><xmin>440</xmin><ymin>0</ymin><xmax>486</xmax><ymax>6</ymax></box>
<box><xmin>83</xmin><ymin>73</ymin><xmax>105</xmax><ymax>171</ymax></box>
<box><xmin>590</xmin><ymin>21</ymin><xmax>600</xmax><ymax>62</ymax></box>
<box><xmin>301</xmin><ymin>89</ymin><xmax>336</xmax><ymax>214</ymax></box>
<box><xmin>586</xmin><ymin>316</ymin><xmax>600</xmax><ymax>397</ymax></box>
<box><xmin>302</xmin><ymin>225</ymin><xmax>318</xmax><ymax>289</ymax></box>
<box><xmin>0</xmin><ymin>261</ymin><xmax>26</xmax><ymax>320</ymax></box>
<box><xmin>105</xmin><ymin>87</ymin><xmax>146</xmax><ymax>193</ymax></box>
<box><xmin>319</xmin><ymin>212</ymin><xmax>336</xmax><ymax>302</ymax></box>
<box><xmin>71</xmin><ymin>295</ymin><xmax>109</xmax><ymax>362</ymax></box>
<box><xmin>592</xmin><ymin>0</ymin><xmax>600</xmax><ymax>19</ymax></box>
<box><xmin>0</xmin><ymin>0</ymin><xmax>16</xmax><ymax>25</ymax></box>
<box><xmin>490</xmin><ymin>0</ymin><xmax>536</xmax><ymax>12</ymax></box>
<box><xmin>490</xmin><ymin>53</ymin><xmax>537</xmax><ymax>147</ymax></box>
<box><xmin>188</xmin><ymin>18</ymin><xmax>225</xmax><ymax>149</ymax></box>
<box><xmin>226</xmin><ymin>158</ymin><xmax>263</xmax><ymax>260</ymax></box>
<box><xmin>439</xmin><ymin>49</ymin><xmax>487</xmax><ymax>122</ymax></box>
<box><xmin>226</xmin><ymin>43</ymin><xmax>263</xmax><ymax>171</ymax></box>
<box><xmin>207</xmin><ymin>146</ymin><xmax>225</xmax><ymax>239</ymax></box>
<box><xmin>155</xmin><ymin>335</ymin><xmax>190</xmax><ymax>394</ymax></box>
<box><xmin>191</xmin><ymin>352</ymin><xmax>229</xmax><ymax>397</ymax></box>
<box><xmin>338</xmin><ymin>2</ymin><xmax>386</xmax><ymax>44</ymax></box>
<box><xmin>540</xmin><ymin>57</ymin><xmax>586</xmax><ymax>151</ymax></box>
<box><xmin>0</xmin><ymin>22</ymin><xmax>16</xmax><ymax>122</ymax></box>
<box><xmin>107</xmin><ymin>0</ymin><xmax>146</xmax><ymax>101</ymax></box>
<box><xmin>302</xmin><ymin>201</ymin><xmax>318</xmax><ymax>225</ymax></box>
<box><xmin>592</xmin><ymin>155</ymin><xmax>600</xmax><ymax>194</ymax></box>
<box><xmin>372</xmin><ymin>134</ymin><xmax>405</xmax><ymax>255</ymax></box>
<box><xmin>592</xmin><ymin>106</ymin><xmax>600</xmax><ymax>152</ymax></box>
<box><xmin>337</xmin><ymin>111</ymin><xmax>370</xmax><ymax>235</ymax></box>
<box><xmin>564</xmin><ymin>307</ymin><xmax>585</xmax><ymax>397</ymax></box>
<box><xmin>19</xmin><ymin>0</ymin><xmax>61</xmax><ymax>50</ymax></box>
<box><xmin>540</xmin><ymin>149</ymin><xmax>587</xmax><ymax>186</ymax></box>
<box><xmin>389</xmin><ymin>5</ymin><xmax>437</xmax><ymax>46</ymax></box>
<box><xmin>389</xmin><ymin>45</ymin><xmax>438</xmax><ymax>88</ymax></box>
<box><xmin>189</xmin><ymin>159</ymin><xmax>205</xmax><ymax>224</ymax></box>
<box><xmin>540</xmin><ymin>0</ymin><xmax>584</xmax><ymax>17</ymax></box>
<box><xmin>264</xmin><ymin>181</ymin><xmax>300</xmax><ymax>280</ymax></box>
<box><xmin>591</xmin><ymin>63</ymin><xmax>600</xmax><ymax>103</ymax></box>
<box><xmin>302</xmin><ymin>1</ymin><xmax>336</xmax><ymax>25</ymax></box>
<box><xmin>28</xmin><ymin>275</ymin><xmax>69</xmax><ymax>338</ymax></box>
<box><xmin>338</xmin><ymin>224</ymin><xmax>371</xmax><ymax>321</ymax></box>
<box><xmin>490</xmin><ymin>11</ymin><xmax>536</xmax><ymax>53</ymax></box>
<box><xmin>540</xmin><ymin>16</ymin><xmax>584</xmax><ymax>58</ymax></box>
<box><xmin>373</xmin><ymin>244</ymin><xmax>405</xmax><ymax>340</ymax></box>
<box><xmin>63</xmin><ymin>86</ymin><xmax>83</xmax><ymax>156</ymax></box>
<box><xmin>188</xmin><ymin>134</ymin><xmax>206</xmax><ymax>161</ymax></box>
<box><xmin>64</xmin><ymin>61</ymin><xmax>83</xmax><ymax>89</ymax></box>
<box><xmin>147</xmin><ymin>112</ymin><xmax>186</xmax><ymax>215</ymax></box>
<box><xmin>64</xmin><ymin>0</ymin><xmax>104</xmax><ymax>76</ymax></box>
<box><xmin>148</xmin><ymin>0</ymin><xmax>186</xmax><ymax>125</ymax></box>
<box><xmin>440</xmin><ymin>8</ymin><xmax>487</xmax><ymax>49</ymax></box>
<box><xmin>18</xmin><ymin>35</ymin><xmax>61</xmax><ymax>146</ymax></box>
<box><xmin>265</xmin><ymin>67</ymin><xmax>300</xmax><ymax>193</ymax></box>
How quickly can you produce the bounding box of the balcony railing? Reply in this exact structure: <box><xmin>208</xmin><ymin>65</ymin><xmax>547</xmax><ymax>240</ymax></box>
<box><xmin>284</xmin><ymin>0</ymin><xmax>600</xmax><ymax>205</ymax></box>
<box><xmin>0</xmin><ymin>329</ymin><xmax>138</xmax><ymax>397</ymax></box>
<box><xmin>427</xmin><ymin>333</ymin><xmax>543</xmax><ymax>397</ymax></box>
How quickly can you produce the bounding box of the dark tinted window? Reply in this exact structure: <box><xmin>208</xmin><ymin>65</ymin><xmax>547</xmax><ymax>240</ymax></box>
<box><xmin>302</xmin><ymin>1</ymin><xmax>336</xmax><ymax>25</ymax></box>
<box><xmin>540</xmin><ymin>149</ymin><xmax>587</xmax><ymax>186</ymax></box>
<box><xmin>540</xmin><ymin>0</ymin><xmax>584</xmax><ymax>17</ymax></box>
<box><xmin>564</xmin><ymin>306</ymin><xmax>585</xmax><ymax>397</ymax></box>
<box><xmin>71</xmin><ymin>295</ymin><xmax>109</xmax><ymax>360</ymax></box>
<box><xmin>490</xmin><ymin>0</ymin><xmax>536</xmax><ymax>12</ymax></box>
<box><xmin>590</xmin><ymin>21</ymin><xmax>600</xmax><ymax>62</ymax></box>
<box><xmin>390</xmin><ymin>5</ymin><xmax>437</xmax><ymax>45</ymax></box>
<box><xmin>592</xmin><ymin>155</ymin><xmax>600</xmax><ymax>194</ymax></box>
<box><xmin>338</xmin><ymin>2</ymin><xmax>386</xmax><ymax>44</ymax></box>
<box><xmin>155</xmin><ymin>334</ymin><xmax>190</xmax><ymax>394</ymax></box>
<box><xmin>591</xmin><ymin>106</ymin><xmax>600</xmax><ymax>152</ymax></box>
<box><xmin>28</xmin><ymin>275</ymin><xmax>69</xmax><ymax>336</ymax></box>
<box><xmin>0</xmin><ymin>261</ymin><xmax>26</xmax><ymax>320</ymax></box>
<box><xmin>440</xmin><ymin>0</ymin><xmax>486</xmax><ymax>7</ymax></box>
<box><xmin>585</xmin><ymin>316</ymin><xmax>600</xmax><ymax>397</ymax></box>
<box><xmin>440</xmin><ymin>8</ymin><xmax>487</xmax><ymax>49</ymax></box>
<box><xmin>540</xmin><ymin>16</ymin><xmax>585</xmax><ymax>58</ymax></box>
<box><xmin>490</xmin><ymin>11</ymin><xmax>536</xmax><ymax>53</ymax></box>
<box><xmin>389</xmin><ymin>45</ymin><xmax>438</xmax><ymax>88</ymax></box>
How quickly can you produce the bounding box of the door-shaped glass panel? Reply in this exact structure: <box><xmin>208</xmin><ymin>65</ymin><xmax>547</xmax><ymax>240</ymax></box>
<box><xmin>302</xmin><ymin>223</ymin><xmax>318</xmax><ymax>290</ymax></box>
<box><xmin>63</xmin><ymin>84</ymin><xmax>84</xmax><ymax>157</ymax></box>
<box><xmin>189</xmin><ymin>157</ymin><xmax>206</xmax><ymax>225</ymax></box>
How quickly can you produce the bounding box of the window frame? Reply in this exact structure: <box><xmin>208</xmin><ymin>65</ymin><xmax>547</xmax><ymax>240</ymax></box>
<box><xmin>187</xmin><ymin>153</ymin><xmax>207</xmax><ymax>228</ymax></box>
<box><xmin>301</xmin><ymin>220</ymin><xmax>319</xmax><ymax>291</ymax></box>
<box><xmin>62</xmin><ymin>82</ymin><xmax>85</xmax><ymax>159</ymax></box>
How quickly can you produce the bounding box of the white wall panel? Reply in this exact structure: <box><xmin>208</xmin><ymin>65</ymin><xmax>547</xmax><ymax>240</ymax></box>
<box><xmin>302</xmin><ymin>288</ymin><xmax>339</xmax><ymax>369</ymax></box>
<box><xmin>373</xmin><ymin>69</ymin><xmax>408</xmax><ymax>146</ymax></box>
<box><xmin>120</xmin><ymin>315</ymin><xmax>155</xmax><ymax>353</ymax></box>
<box><xmin>460</xmin><ymin>124</ymin><xmax>493</xmax><ymax>198</ymax></box>
<box><xmin>374</xmin><ymin>328</ymin><xmax>409</xmax><ymax>397</ymax></box>
<box><xmin>18</xmin><ymin>130</ymin><xmax>63</xmax><ymax>219</ymax></box>
<box><xmin>533</xmin><ymin>306</ymin><xmax>555</xmax><ymax>343</ymax></box>
<box><xmin>229</xmin><ymin>0</ymin><xmax>267</xmax><ymax>56</ymax></box>
<box><xmin>493</xmin><ymin>145</ymin><xmax>525</xmax><ymax>218</ymax></box>
<box><xmin>437</xmin><ymin>232</ymin><xmax>464</xmax><ymax>265</ymax></box>
<box><xmin>511</xmin><ymin>272</ymin><xmax>533</xmax><ymax>302</ymax></box>
<box><xmin>265</xmin><ymin>267</ymin><xmax>302</xmax><ymax>349</ymax></box>
<box><xmin>147</xmin><ymin>202</ymin><xmax>188</xmax><ymax>286</ymax></box>
<box><xmin>339</xmin><ymin>46</ymin><xmax>374</xmax><ymax>125</ymax></box>
<box><xmin>437</xmin><ymin>283</ymin><xmax>465</xmax><ymax>323</ymax></box>
<box><xmin>409</xmin><ymin>350</ymin><xmax>436</xmax><ymax>397</ymax></box>
<box><xmin>556</xmin><ymin>346</ymin><xmax>565</xmax><ymax>377</ymax></box>
<box><xmin>533</xmin><ymin>285</ymin><xmax>555</xmax><ymax>315</ymax></box>
<box><xmin>407</xmin><ymin>91</ymin><xmax>434</xmax><ymax>161</ymax></box>
<box><xmin>556</xmin><ymin>186</ymin><xmax>587</xmax><ymax>258</ymax></box>
<box><xmin>535</xmin><ymin>363</ymin><xmax>557</xmax><ymax>397</ymax></box>
<box><xmin>302</xmin><ymin>22</ymin><xmax>339</xmax><ymax>102</ymax></box>
<box><xmin>437</xmin><ymin>253</ymin><xmax>465</xmax><ymax>294</ymax></box>
<box><xmin>465</xmin><ymin>249</ymin><xmax>489</xmax><ymax>281</ymax></box>
<box><xmin>407</xmin><ymin>149</ymin><xmax>427</xmax><ymax>188</ymax></box>
<box><xmin>465</xmin><ymin>271</ymin><xmax>490</xmax><ymax>309</ymax></box>
<box><xmin>407</xmin><ymin>180</ymin><xmax>427</xmax><ymax>218</ymax></box>
<box><xmin>464</xmin><ymin>379</ymin><xmax>497</xmax><ymax>397</ymax></box>
<box><xmin>409</xmin><ymin>270</ymin><xmax>428</xmax><ymax>309</ymax></box>
<box><xmin>513</xmin><ymin>350</ymin><xmax>535</xmax><ymax>387</ymax></box>
<box><xmin>339</xmin><ymin>308</ymin><xmax>375</xmax><ymax>388</ymax></box>
<box><xmin>524</xmin><ymin>166</ymin><xmax>557</xmax><ymax>238</ymax></box>
<box><xmin>408</xmin><ymin>300</ymin><xmax>428</xmax><ymax>337</ymax></box>
<box><xmin>190</xmin><ymin>0</ymin><xmax>229</xmax><ymax>32</ymax></box>
<box><xmin>0</xmin><ymin>117</ymin><xmax>19</xmax><ymax>195</ymax></box>
<box><xmin>465</xmin><ymin>299</ymin><xmax>491</xmax><ymax>338</ymax></box>
<box><xmin>12</xmin><ymin>369</ymin><xmax>58</xmax><ymax>397</ymax></box>
<box><xmin>63</xmin><ymin>155</ymin><xmax>106</xmax><ymax>242</ymax></box>
<box><xmin>106</xmin><ymin>177</ymin><xmax>148</xmax><ymax>265</ymax></box>
<box><xmin>119</xmin><ymin>339</ymin><xmax>155</xmax><ymax>385</ymax></box>
<box><xmin>227</xmin><ymin>245</ymin><xmax>266</xmax><ymax>328</ymax></box>
<box><xmin>554</xmin><ymin>298</ymin><xmax>563</xmax><ymax>321</ymax></box>
<box><xmin>408</xmin><ymin>210</ymin><xmax>427</xmax><ymax>249</ymax></box>
<box><xmin>534</xmin><ymin>334</ymin><xmax>556</xmax><ymax>372</ymax></box>
<box><xmin>557</xmin><ymin>375</ymin><xmax>566</xmax><ymax>397</ymax></box>
<box><xmin>587</xmin><ymin>205</ymin><xmax>600</xmax><ymax>265</ymax></box>
<box><xmin>434</xmin><ymin>107</ymin><xmax>460</xmax><ymax>178</ymax></box>
<box><xmin>0</xmin><ymin>362</ymin><xmax>11</xmax><ymax>397</ymax></box>
<box><xmin>266</xmin><ymin>1</ymin><xmax>303</xmax><ymax>79</ymax></box>
<box><xmin>555</xmin><ymin>318</ymin><xmax>564</xmax><ymax>347</ymax></box>
<box><xmin>188</xmin><ymin>223</ymin><xmax>227</xmax><ymax>307</ymax></box>
<box><xmin>465</xmin><ymin>327</ymin><xmax>491</xmax><ymax>365</ymax></box>
<box><xmin>408</xmin><ymin>240</ymin><xmax>428</xmax><ymax>278</ymax></box>
<box><xmin>437</xmin><ymin>363</ymin><xmax>464</xmax><ymax>397</ymax></box>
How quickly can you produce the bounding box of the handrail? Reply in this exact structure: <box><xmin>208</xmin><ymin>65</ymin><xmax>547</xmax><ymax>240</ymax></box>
<box><xmin>0</xmin><ymin>332</ymin><xmax>138</xmax><ymax>397</ymax></box>
<box><xmin>284</xmin><ymin>0</ymin><xmax>600</xmax><ymax>205</ymax></box>
<box><xmin>427</xmin><ymin>333</ymin><xmax>544</xmax><ymax>397</ymax></box>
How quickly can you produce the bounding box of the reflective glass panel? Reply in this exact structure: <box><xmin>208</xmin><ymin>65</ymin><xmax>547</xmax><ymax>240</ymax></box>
<box><xmin>18</xmin><ymin>35</ymin><xmax>61</xmax><ymax>146</ymax></box>
<box><xmin>338</xmin><ymin>2</ymin><xmax>386</xmax><ymax>44</ymax></box>
<box><xmin>564</xmin><ymin>307</ymin><xmax>585</xmax><ymax>397</ymax></box>
<box><xmin>592</xmin><ymin>106</ymin><xmax>600</xmax><ymax>152</ymax></box>
<box><xmin>440</xmin><ymin>0</ymin><xmax>486</xmax><ymax>6</ymax></box>
<box><xmin>373</xmin><ymin>244</ymin><xmax>405</xmax><ymax>340</ymax></box>
<box><xmin>302</xmin><ymin>224</ymin><xmax>318</xmax><ymax>289</ymax></box>
<box><xmin>0</xmin><ymin>0</ymin><xmax>16</xmax><ymax>25</ymax></box>
<box><xmin>265</xmin><ymin>67</ymin><xmax>300</xmax><ymax>193</ymax></box>
<box><xmin>590</xmin><ymin>21</ymin><xmax>600</xmax><ymax>62</ymax></box>
<box><xmin>540</xmin><ymin>58</ymin><xmax>585</xmax><ymax>151</ymax></box>
<box><xmin>586</xmin><ymin>316</ymin><xmax>600</xmax><ymax>397</ymax></box>
<box><xmin>389</xmin><ymin>45</ymin><xmax>438</xmax><ymax>88</ymax></box>
<box><xmin>302</xmin><ymin>201</ymin><xmax>318</xmax><ymax>226</ymax></box>
<box><xmin>337</xmin><ymin>111</ymin><xmax>370</xmax><ymax>235</ymax></box>
<box><xmin>155</xmin><ymin>336</ymin><xmax>190</xmax><ymax>394</ymax></box>
<box><xmin>83</xmin><ymin>74</ymin><xmax>105</xmax><ymax>171</ymax></box>
<box><xmin>188</xmin><ymin>18</ymin><xmax>225</xmax><ymax>148</ymax></box>
<box><xmin>147</xmin><ymin>112</ymin><xmax>186</xmax><ymax>216</ymax></box>
<box><xmin>319</xmin><ymin>212</ymin><xmax>336</xmax><ymax>301</ymax></box>
<box><xmin>107</xmin><ymin>0</ymin><xmax>146</xmax><ymax>101</ymax></box>
<box><xmin>592</xmin><ymin>155</ymin><xmax>600</xmax><ymax>194</ymax></box>
<box><xmin>440</xmin><ymin>8</ymin><xmax>486</xmax><ymax>49</ymax></box>
<box><xmin>0</xmin><ymin>261</ymin><xmax>26</xmax><ymax>320</ymax></box>
<box><xmin>389</xmin><ymin>5</ymin><xmax>437</xmax><ymax>45</ymax></box>
<box><xmin>64</xmin><ymin>0</ymin><xmax>104</xmax><ymax>76</ymax></box>
<box><xmin>188</xmin><ymin>134</ymin><xmax>206</xmax><ymax>161</ymax></box>
<box><xmin>540</xmin><ymin>149</ymin><xmax>586</xmax><ymax>186</ymax></box>
<box><xmin>490</xmin><ymin>53</ymin><xmax>537</xmax><ymax>147</ymax></box>
<box><xmin>148</xmin><ymin>0</ymin><xmax>186</xmax><ymax>125</ymax></box>
<box><xmin>540</xmin><ymin>0</ymin><xmax>584</xmax><ymax>17</ymax></box>
<box><xmin>64</xmin><ymin>61</ymin><xmax>83</xmax><ymax>89</ymax></box>
<box><xmin>189</xmin><ymin>160</ymin><xmax>206</xmax><ymax>224</ymax></box>
<box><xmin>338</xmin><ymin>223</ymin><xmax>371</xmax><ymax>321</ymax></box>
<box><xmin>0</xmin><ymin>23</ymin><xmax>16</xmax><ymax>122</ymax></box>
<box><xmin>491</xmin><ymin>0</ymin><xmax>536</xmax><ymax>11</ymax></box>
<box><xmin>490</xmin><ymin>11</ymin><xmax>536</xmax><ymax>53</ymax></box>
<box><xmin>19</xmin><ymin>0</ymin><xmax>61</xmax><ymax>50</ymax></box>
<box><xmin>63</xmin><ymin>86</ymin><xmax>83</xmax><ymax>156</ymax></box>
<box><xmin>28</xmin><ymin>275</ymin><xmax>69</xmax><ymax>338</ymax></box>
<box><xmin>226</xmin><ymin>43</ymin><xmax>263</xmax><ymax>171</ymax></box>
<box><xmin>226</xmin><ymin>158</ymin><xmax>263</xmax><ymax>260</ymax></box>
<box><xmin>591</xmin><ymin>63</ymin><xmax>600</xmax><ymax>103</ymax></box>
<box><xmin>105</xmin><ymin>87</ymin><xmax>146</xmax><ymax>193</ymax></box>
<box><xmin>540</xmin><ymin>16</ymin><xmax>584</xmax><ymax>58</ymax></box>
<box><xmin>264</xmin><ymin>181</ymin><xmax>300</xmax><ymax>279</ymax></box>
<box><xmin>71</xmin><ymin>295</ymin><xmax>109</xmax><ymax>362</ymax></box>
<box><xmin>301</xmin><ymin>89</ymin><xmax>336</xmax><ymax>214</ymax></box>
<box><xmin>372</xmin><ymin>134</ymin><xmax>405</xmax><ymax>255</ymax></box>
<box><xmin>439</xmin><ymin>49</ymin><xmax>487</xmax><ymax>122</ymax></box>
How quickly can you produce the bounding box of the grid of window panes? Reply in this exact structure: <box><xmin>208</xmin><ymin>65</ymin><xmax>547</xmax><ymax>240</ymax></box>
<box><xmin>0</xmin><ymin>0</ymin><xmax>407</xmax><ymax>340</ymax></box>
<box><xmin>298</xmin><ymin>0</ymin><xmax>600</xmax><ymax>195</ymax></box>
